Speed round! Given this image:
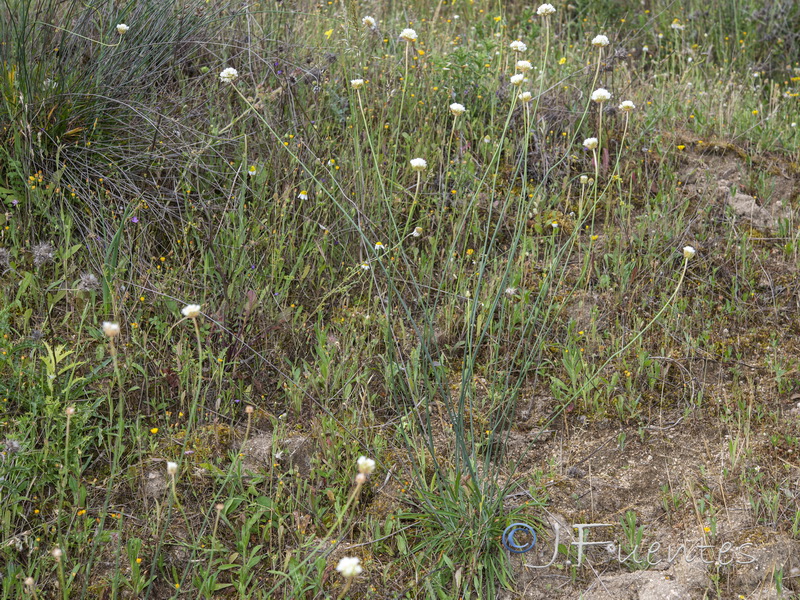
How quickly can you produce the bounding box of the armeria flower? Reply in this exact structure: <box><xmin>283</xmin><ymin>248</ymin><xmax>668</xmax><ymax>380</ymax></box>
<box><xmin>166</xmin><ymin>461</ymin><xmax>178</xmax><ymax>475</ymax></box>
<box><xmin>583</xmin><ymin>137</ymin><xmax>598</xmax><ymax>150</ymax></box>
<box><xmin>518</xmin><ymin>91</ymin><xmax>533</xmax><ymax>102</ymax></box>
<box><xmin>102</xmin><ymin>322</ymin><xmax>121</xmax><ymax>338</ymax></box>
<box><xmin>591</xmin><ymin>88</ymin><xmax>611</xmax><ymax>102</ymax></box>
<box><xmin>592</xmin><ymin>34</ymin><xmax>609</xmax><ymax>47</ymax></box>
<box><xmin>537</xmin><ymin>4</ymin><xmax>556</xmax><ymax>16</ymax></box>
<box><xmin>399</xmin><ymin>28</ymin><xmax>417</xmax><ymax>42</ymax></box>
<box><xmin>181</xmin><ymin>304</ymin><xmax>201</xmax><ymax>319</ymax></box>
<box><xmin>362</xmin><ymin>16</ymin><xmax>376</xmax><ymax>28</ymax></box>
<box><xmin>298</xmin><ymin>190</ymin><xmax>308</xmax><ymax>200</ymax></box>
<box><xmin>410</xmin><ymin>158</ymin><xmax>427</xmax><ymax>171</ymax></box>
<box><xmin>116</xmin><ymin>24</ymin><xmax>129</xmax><ymax>35</ymax></box>
<box><xmin>683</xmin><ymin>246</ymin><xmax>696</xmax><ymax>259</ymax></box>
<box><xmin>219</xmin><ymin>67</ymin><xmax>238</xmax><ymax>84</ymax></box>
<box><xmin>510</xmin><ymin>73</ymin><xmax>524</xmax><ymax>86</ymax></box>
<box><xmin>580</xmin><ymin>175</ymin><xmax>589</xmax><ymax>184</ymax></box>
<box><xmin>619</xmin><ymin>100</ymin><xmax>635</xmax><ymax>112</ymax></box>
<box><xmin>336</xmin><ymin>557</ymin><xmax>363</xmax><ymax>578</ymax></box>
<box><xmin>510</xmin><ymin>40</ymin><xmax>527</xmax><ymax>53</ymax></box>
<box><xmin>449</xmin><ymin>102</ymin><xmax>466</xmax><ymax>116</ymax></box>
<box><xmin>357</xmin><ymin>456</ymin><xmax>376</xmax><ymax>474</ymax></box>
<box><xmin>350</xmin><ymin>78</ymin><xmax>365</xmax><ymax>89</ymax></box>
<box><xmin>516</xmin><ymin>60</ymin><xmax>533</xmax><ymax>73</ymax></box>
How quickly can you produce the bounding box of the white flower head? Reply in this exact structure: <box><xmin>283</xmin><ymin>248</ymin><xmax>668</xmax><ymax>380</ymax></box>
<box><xmin>248</xmin><ymin>165</ymin><xmax>257</xmax><ymax>176</ymax></box>
<box><xmin>374</xmin><ymin>242</ymin><xmax>385</xmax><ymax>251</ymax></box>
<box><xmin>102</xmin><ymin>322</ymin><xmax>121</xmax><ymax>338</ymax></box>
<box><xmin>166</xmin><ymin>461</ymin><xmax>178</xmax><ymax>475</ymax></box>
<box><xmin>583</xmin><ymin>137</ymin><xmax>598</xmax><ymax>150</ymax></box>
<box><xmin>182</xmin><ymin>304</ymin><xmax>201</xmax><ymax>319</ymax></box>
<box><xmin>52</xmin><ymin>548</ymin><xmax>63</xmax><ymax>560</ymax></box>
<box><xmin>516</xmin><ymin>60</ymin><xmax>533</xmax><ymax>73</ymax></box>
<box><xmin>399</xmin><ymin>28</ymin><xmax>418</xmax><ymax>42</ymax></box>
<box><xmin>505</xmin><ymin>287</ymin><xmax>518</xmax><ymax>296</ymax></box>
<box><xmin>510</xmin><ymin>73</ymin><xmax>524</xmax><ymax>86</ymax></box>
<box><xmin>357</xmin><ymin>456</ymin><xmax>376</xmax><ymax>474</ymax></box>
<box><xmin>670</xmin><ymin>20</ymin><xmax>685</xmax><ymax>31</ymax></box>
<box><xmin>537</xmin><ymin>4</ymin><xmax>556</xmax><ymax>16</ymax></box>
<box><xmin>298</xmin><ymin>190</ymin><xmax>308</xmax><ymax>200</ymax></box>
<box><xmin>449</xmin><ymin>102</ymin><xmax>466</xmax><ymax>116</ymax></box>
<box><xmin>518</xmin><ymin>91</ymin><xmax>533</xmax><ymax>103</ymax></box>
<box><xmin>336</xmin><ymin>556</ymin><xmax>363</xmax><ymax>578</ymax></box>
<box><xmin>510</xmin><ymin>40</ymin><xmax>527</xmax><ymax>53</ymax></box>
<box><xmin>116</xmin><ymin>24</ymin><xmax>129</xmax><ymax>35</ymax></box>
<box><xmin>412</xmin><ymin>227</ymin><xmax>423</xmax><ymax>237</ymax></box>
<box><xmin>360</xmin><ymin>262</ymin><xmax>370</xmax><ymax>271</ymax></box>
<box><xmin>619</xmin><ymin>100</ymin><xmax>635</xmax><ymax>112</ymax></box>
<box><xmin>219</xmin><ymin>67</ymin><xmax>238</xmax><ymax>84</ymax></box>
<box><xmin>683</xmin><ymin>246</ymin><xmax>696</xmax><ymax>260</ymax></box>
<box><xmin>410</xmin><ymin>157</ymin><xmax>427</xmax><ymax>171</ymax></box>
<box><xmin>591</xmin><ymin>88</ymin><xmax>611</xmax><ymax>103</ymax></box>
<box><xmin>592</xmin><ymin>34</ymin><xmax>609</xmax><ymax>47</ymax></box>
<box><xmin>580</xmin><ymin>175</ymin><xmax>589</xmax><ymax>184</ymax></box>
<box><xmin>350</xmin><ymin>78</ymin><xmax>365</xmax><ymax>89</ymax></box>
<box><xmin>362</xmin><ymin>16</ymin><xmax>376</xmax><ymax>28</ymax></box>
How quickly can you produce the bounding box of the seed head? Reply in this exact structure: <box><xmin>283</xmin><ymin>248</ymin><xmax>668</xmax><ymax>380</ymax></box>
<box><xmin>449</xmin><ymin>102</ymin><xmax>466</xmax><ymax>116</ymax></box>
<box><xmin>336</xmin><ymin>556</ymin><xmax>363</xmax><ymax>578</ymax></box>
<box><xmin>399</xmin><ymin>28</ymin><xmax>417</xmax><ymax>42</ymax></box>
<box><xmin>102</xmin><ymin>322</ymin><xmax>121</xmax><ymax>338</ymax></box>
<box><xmin>219</xmin><ymin>67</ymin><xmax>239</xmax><ymax>84</ymax></box>
<box><xmin>537</xmin><ymin>4</ymin><xmax>556</xmax><ymax>16</ymax></box>
<box><xmin>181</xmin><ymin>304</ymin><xmax>201</xmax><ymax>319</ymax></box>
<box><xmin>591</xmin><ymin>88</ymin><xmax>611</xmax><ymax>103</ymax></box>
<box><xmin>410</xmin><ymin>158</ymin><xmax>427</xmax><ymax>172</ymax></box>
<box><xmin>32</xmin><ymin>243</ymin><xmax>53</xmax><ymax>267</ymax></box>
<box><xmin>357</xmin><ymin>456</ymin><xmax>376</xmax><ymax>474</ymax></box>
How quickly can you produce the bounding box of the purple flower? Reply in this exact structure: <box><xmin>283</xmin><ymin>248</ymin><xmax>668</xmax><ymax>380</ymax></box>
<box><xmin>131</xmin><ymin>216</ymin><xmax>139</xmax><ymax>223</ymax></box>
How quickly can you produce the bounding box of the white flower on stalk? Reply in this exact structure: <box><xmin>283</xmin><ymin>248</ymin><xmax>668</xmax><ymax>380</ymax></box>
<box><xmin>399</xmin><ymin>28</ymin><xmax>417</xmax><ymax>42</ymax></box>
<box><xmin>518</xmin><ymin>91</ymin><xmax>533</xmax><ymax>103</ymax></box>
<box><xmin>350</xmin><ymin>78</ymin><xmax>365</xmax><ymax>89</ymax></box>
<box><xmin>619</xmin><ymin>100</ymin><xmax>635</xmax><ymax>112</ymax></box>
<box><xmin>298</xmin><ymin>190</ymin><xmax>308</xmax><ymax>200</ymax></box>
<box><xmin>362</xmin><ymin>16</ymin><xmax>376</xmax><ymax>28</ymax></box>
<box><xmin>166</xmin><ymin>461</ymin><xmax>178</xmax><ymax>475</ymax></box>
<box><xmin>219</xmin><ymin>67</ymin><xmax>238</xmax><ymax>84</ymax></box>
<box><xmin>102</xmin><ymin>322</ymin><xmax>121</xmax><ymax>338</ymax></box>
<box><xmin>116</xmin><ymin>24</ymin><xmax>129</xmax><ymax>35</ymax></box>
<box><xmin>510</xmin><ymin>40</ymin><xmax>527</xmax><ymax>53</ymax></box>
<box><xmin>374</xmin><ymin>242</ymin><xmax>385</xmax><ymax>251</ymax></box>
<box><xmin>336</xmin><ymin>556</ymin><xmax>363</xmax><ymax>578</ymax></box>
<box><xmin>357</xmin><ymin>456</ymin><xmax>376</xmax><ymax>474</ymax></box>
<box><xmin>516</xmin><ymin>60</ymin><xmax>533</xmax><ymax>73</ymax></box>
<box><xmin>670</xmin><ymin>20</ymin><xmax>685</xmax><ymax>31</ymax></box>
<box><xmin>510</xmin><ymin>73</ymin><xmax>524</xmax><ymax>86</ymax></box>
<box><xmin>181</xmin><ymin>304</ymin><xmax>201</xmax><ymax>319</ymax></box>
<box><xmin>591</xmin><ymin>88</ymin><xmax>611</xmax><ymax>102</ymax></box>
<box><xmin>410</xmin><ymin>158</ymin><xmax>427</xmax><ymax>171</ymax></box>
<box><xmin>683</xmin><ymin>246</ymin><xmax>696</xmax><ymax>259</ymax></box>
<box><xmin>591</xmin><ymin>34</ymin><xmax>609</xmax><ymax>47</ymax></box>
<box><xmin>248</xmin><ymin>165</ymin><xmax>257</xmax><ymax>176</ymax></box>
<box><xmin>583</xmin><ymin>137</ymin><xmax>598</xmax><ymax>150</ymax></box>
<box><xmin>450</xmin><ymin>102</ymin><xmax>466</xmax><ymax>116</ymax></box>
<box><xmin>580</xmin><ymin>175</ymin><xmax>589</xmax><ymax>184</ymax></box>
<box><xmin>360</xmin><ymin>262</ymin><xmax>370</xmax><ymax>271</ymax></box>
<box><xmin>412</xmin><ymin>227</ymin><xmax>423</xmax><ymax>237</ymax></box>
<box><xmin>537</xmin><ymin>4</ymin><xmax>556</xmax><ymax>16</ymax></box>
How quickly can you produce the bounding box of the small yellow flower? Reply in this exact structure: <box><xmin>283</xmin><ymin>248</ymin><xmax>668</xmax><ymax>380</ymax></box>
<box><xmin>677</xmin><ymin>145</ymin><xmax>686</xmax><ymax>150</ymax></box>
<box><xmin>150</xmin><ymin>427</ymin><xmax>159</xmax><ymax>434</ymax></box>
<box><xmin>466</xmin><ymin>248</ymin><xmax>474</xmax><ymax>255</ymax></box>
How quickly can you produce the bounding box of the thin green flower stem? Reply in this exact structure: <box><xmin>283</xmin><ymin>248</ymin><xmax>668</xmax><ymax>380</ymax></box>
<box><xmin>390</xmin><ymin>41</ymin><xmax>411</xmax><ymax>182</ymax></box>
<box><xmin>530</xmin><ymin>15</ymin><xmax>551</xmax><ymax>123</ymax></box>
